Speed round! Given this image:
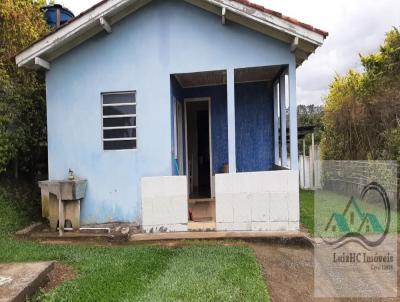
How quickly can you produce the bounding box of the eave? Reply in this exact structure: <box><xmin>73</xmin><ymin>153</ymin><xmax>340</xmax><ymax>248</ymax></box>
<box><xmin>15</xmin><ymin>0</ymin><xmax>327</xmax><ymax>69</ymax></box>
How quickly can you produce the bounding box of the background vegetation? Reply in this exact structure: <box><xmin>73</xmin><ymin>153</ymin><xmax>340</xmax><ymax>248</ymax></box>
<box><xmin>321</xmin><ymin>27</ymin><xmax>400</xmax><ymax>163</ymax></box>
<box><xmin>0</xmin><ymin>0</ymin><xmax>49</xmax><ymax>177</ymax></box>
<box><xmin>297</xmin><ymin>104</ymin><xmax>324</xmax><ymax>155</ymax></box>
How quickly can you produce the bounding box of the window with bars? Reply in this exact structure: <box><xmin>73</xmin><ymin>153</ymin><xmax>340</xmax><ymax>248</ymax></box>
<box><xmin>102</xmin><ymin>91</ymin><xmax>136</xmax><ymax>150</ymax></box>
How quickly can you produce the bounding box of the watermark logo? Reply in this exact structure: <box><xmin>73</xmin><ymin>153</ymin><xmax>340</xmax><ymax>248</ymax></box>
<box><xmin>314</xmin><ymin>161</ymin><xmax>397</xmax><ymax>298</ymax></box>
<box><xmin>323</xmin><ymin>182</ymin><xmax>390</xmax><ymax>250</ymax></box>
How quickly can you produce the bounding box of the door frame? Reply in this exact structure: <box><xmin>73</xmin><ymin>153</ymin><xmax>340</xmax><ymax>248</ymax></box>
<box><xmin>173</xmin><ymin>97</ymin><xmax>184</xmax><ymax>175</ymax></box>
<box><xmin>184</xmin><ymin>97</ymin><xmax>213</xmax><ymax>198</ymax></box>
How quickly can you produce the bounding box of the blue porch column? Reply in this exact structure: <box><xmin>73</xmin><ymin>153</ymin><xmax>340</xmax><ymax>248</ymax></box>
<box><xmin>288</xmin><ymin>64</ymin><xmax>299</xmax><ymax>170</ymax></box>
<box><xmin>227</xmin><ymin>68</ymin><xmax>236</xmax><ymax>173</ymax></box>
<box><xmin>279</xmin><ymin>72</ymin><xmax>288</xmax><ymax>167</ymax></box>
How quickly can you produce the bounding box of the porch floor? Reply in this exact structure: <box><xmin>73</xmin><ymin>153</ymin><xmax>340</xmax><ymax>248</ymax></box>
<box><xmin>129</xmin><ymin>231</ymin><xmax>310</xmax><ymax>244</ymax></box>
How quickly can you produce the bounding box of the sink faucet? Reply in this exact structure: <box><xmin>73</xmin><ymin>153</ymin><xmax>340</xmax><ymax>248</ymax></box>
<box><xmin>68</xmin><ymin>169</ymin><xmax>75</xmax><ymax>180</ymax></box>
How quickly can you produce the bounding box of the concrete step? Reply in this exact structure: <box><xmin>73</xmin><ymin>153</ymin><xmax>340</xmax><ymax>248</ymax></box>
<box><xmin>189</xmin><ymin>199</ymin><xmax>215</xmax><ymax>221</ymax></box>
<box><xmin>0</xmin><ymin>261</ymin><xmax>54</xmax><ymax>302</ymax></box>
<box><xmin>188</xmin><ymin>221</ymin><xmax>216</xmax><ymax>231</ymax></box>
<box><xmin>130</xmin><ymin>230</ymin><xmax>312</xmax><ymax>246</ymax></box>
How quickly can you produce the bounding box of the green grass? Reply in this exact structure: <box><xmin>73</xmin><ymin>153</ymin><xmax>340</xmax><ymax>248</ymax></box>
<box><xmin>0</xmin><ymin>185</ymin><xmax>269</xmax><ymax>302</ymax></box>
<box><xmin>300</xmin><ymin>190</ymin><xmax>399</xmax><ymax>236</ymax></box>
<box><xmin>300</xmin><ymin>190</ymin><xmax>315</xmax><ymax>235</ymax></box>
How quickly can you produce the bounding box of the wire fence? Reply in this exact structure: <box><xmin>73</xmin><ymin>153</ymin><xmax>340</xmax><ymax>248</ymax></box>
<box><xmin>320</xmin><ymin>160</ymin><xmax>399</xmax><ymax>206</ymax></box>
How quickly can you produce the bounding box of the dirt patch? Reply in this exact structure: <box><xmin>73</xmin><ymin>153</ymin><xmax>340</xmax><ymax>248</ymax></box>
<box><xmin>250</xmin><ymin>242</ymin><xmax>399</xmax><ymax>302</ymax></box>
<box><xmin>250</xmin><ymin>243</ymin><xmax>314</xmax><ymax>302</ymax></box>
<box><xmin>41</xmin><ymin>262</ymin><xmax>76</xmax><ymax>292</ymax></box>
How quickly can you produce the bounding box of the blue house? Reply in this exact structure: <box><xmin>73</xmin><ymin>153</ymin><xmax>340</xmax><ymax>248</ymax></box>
<box><xmin>17</xmin><ymin>0</ymin><xmax>327</xmax><ymax>232</ymax></box>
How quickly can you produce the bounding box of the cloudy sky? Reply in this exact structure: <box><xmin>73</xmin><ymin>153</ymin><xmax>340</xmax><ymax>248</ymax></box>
<box><xmin>57</xmin><ymin>0</ymin><xmax>400</xmax><ymax>105</ymax></box>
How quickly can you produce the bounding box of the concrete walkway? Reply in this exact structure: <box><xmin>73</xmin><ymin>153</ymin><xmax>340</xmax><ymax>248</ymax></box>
<box><xmin>130</xmin><ymin>230</ymin><xmax>311</xmax><ymax>245</ymax></box>
<box><xmin>0</xmin><ymin>262</ymin><xmax>54</xmax><ymax>302</ymax></box>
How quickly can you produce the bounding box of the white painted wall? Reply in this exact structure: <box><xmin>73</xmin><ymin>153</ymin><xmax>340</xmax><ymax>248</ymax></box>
<box><xmin>299</xmin><ymin>145</ymin><xmax>321</xmax><ymax>189</ymax></box>
<box><xmin>141</xmin><ymin>176</ymin><xmax>188</xmax><ymax>232</ymax></box>
<box><xmin>215</xmin><ymin>170</ymin><xmax>300</xmax><ymax>231</ymax></box>
<box><xmin>299</xmin><ymin>156</ymin><xmax>311</xmax><ymax>189</ymax></box>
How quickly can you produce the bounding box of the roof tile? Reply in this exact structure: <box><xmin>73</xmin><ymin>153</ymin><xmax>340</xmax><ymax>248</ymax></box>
<box><xmin>232</xmin><ymin>0</ymin><xmax>328</xmax><ymax>37</ymax></box>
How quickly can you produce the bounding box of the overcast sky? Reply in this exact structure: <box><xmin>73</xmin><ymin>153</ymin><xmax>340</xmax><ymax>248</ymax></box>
<box><xmin>57</xmin><ymin>0</ymin><xmax>400</xmax><ymax>105</ymax></box>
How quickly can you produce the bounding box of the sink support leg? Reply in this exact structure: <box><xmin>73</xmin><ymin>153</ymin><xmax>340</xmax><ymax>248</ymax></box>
<box><xmin>71</xmin><ymin>200</ymin><xmax>81</xmax><ymax>231</ymax></box>
<box><xmin>58</xmin><ymin>194</ymin><xmax>64</xmax><ymax>236</ymax></box>
<box><xmin>48</xmin><ymin>193</ymin><xmax>59</xmax><ymax>231</ymax></box>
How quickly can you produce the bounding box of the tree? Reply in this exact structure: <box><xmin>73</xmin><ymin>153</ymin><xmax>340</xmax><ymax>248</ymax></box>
<box><xmin>321</xmin><ymin>27</ymin><xmax>400</xmax><ymax>162</ymax></box>
<box><xmin>297</xmin><ymin>104</ymin><xmax>324</xmax><ymax>155</ymax></box>
<box><xmin>0</xmin><ymin>0</ymin><xmax>49</xmax><ymax>176</ymax></box>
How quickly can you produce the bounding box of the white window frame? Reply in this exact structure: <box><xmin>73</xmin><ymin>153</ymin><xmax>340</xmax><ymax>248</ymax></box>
<box><xmin>101</xmin><ymin>91</ymin><xmax>137</xmax><ymax>151</ymax></box>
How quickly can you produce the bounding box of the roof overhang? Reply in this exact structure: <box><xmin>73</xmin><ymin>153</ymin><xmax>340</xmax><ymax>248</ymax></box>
<box><xmin>15</xmin><ymin>0</ymin><xmax>327</xmax><ymax>69</ymax></box>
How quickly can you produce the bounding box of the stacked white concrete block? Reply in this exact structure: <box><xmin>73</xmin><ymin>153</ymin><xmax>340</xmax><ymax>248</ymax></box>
<box><xmin>215</xmin><ymin>170</ymin><xmax>299</xmax><ymax>231</ymax></box>
<box><xmin>140</xmin><ymin>176</ymin><xmax>188</xmax><ymax>232</ymax></box>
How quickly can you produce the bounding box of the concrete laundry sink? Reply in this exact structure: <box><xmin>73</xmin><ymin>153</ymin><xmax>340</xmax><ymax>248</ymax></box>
<box><xmin>39</xmin><ymin>179</ymin><xmax>87</xmax><ymax>236</ymax></box>
<box><xmin>39</xmin><ymin>179</ymin><xmax>87</xmax><ymax>200</ymax></box>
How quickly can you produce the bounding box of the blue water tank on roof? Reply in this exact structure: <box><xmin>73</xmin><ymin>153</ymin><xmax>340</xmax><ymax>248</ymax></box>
<box><xmin>42</xmin><ymin>4</ymin><xmax>74</xmax><ymax>29</ymax></box>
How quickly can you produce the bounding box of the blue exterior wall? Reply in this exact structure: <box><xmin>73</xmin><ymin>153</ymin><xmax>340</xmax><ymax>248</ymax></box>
<box><xmin>174</xmin><ymin>81</ymin><xmax>274</xmax><ymax>175</ymax></box>
<box><xmin>45</xmin><ymin>0</ymin><xmax>296</xmax><ymax>224</ymax></box>
<box><xmin>235</xmin><ymin>82</ymin><xmax>274</xmax><ymax>172</ymax></box>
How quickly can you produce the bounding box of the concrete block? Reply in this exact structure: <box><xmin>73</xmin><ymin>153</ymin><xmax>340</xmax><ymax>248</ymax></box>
<box><xmin>216</xmin><ymin>222</ymin><xmax>251</xmax><ymax>231</ymax></box>
<box><xmin>141</xmin><ymin>197</ymin><xmax>153</xmax><ymax>226</ymax></box>
<box><xmin>227</xmin><ymin>172</ymin><xmax>261</xmax><ymax>193</ymax></box>
<box><xmin>216</xmin><ymin>222</ymin><xmax>232</xmax><ymax>231</ymax></box>
<box><xmin>173</xmin><ymin>198</ymin><xmax>188</xmax><ymax>223</ymax></box>
<box><xmin>233</xmin><ymin>193</ymin><xmax>252</xmax><ymax>222</ymax></box>
<box><xmin>287</xmin><ymin>192</ymin><xmax>300</xmax><ymax>222</ymax></box>
<box><xmin>251</xmin><ymin>221</ymin><xmax>270</xmax><ymax>231</ymax></box>
<box><xmin>141</xmin><ymin>176</ymin><xmax>187</xmax><ymax>198</ymax></box>
<box><xmin>141</xmin><ymin>176</ymin><xmax>188</xmax><ymax>233</ymax></box>
<box><xmin>234</xmin><ymin>222</ymin><xmax>252</xmax><ymax>231</ymax></box>
<box><xmin>269</xmin><ymin>221</ymin><xmax>289</xmax><ymax>231</ymax></box>
<box><xmin>215</xmin><ymin>173</ymin><xmax>234</xmax><ymax>194</ymax></box>
<box><xmin>151</xmin><ymin>196</ymin><xmax>187</xmax><ymax>225</ymax></box>
<box><xmin>139</xmin><ymin>178</ymin><xmax>156</xmax><ymax>199</ymax></box>
<box><xmin>286</xmin><ymin>170</ymin><xmax>300</xmax><ymax>192</ymax></box>
<box><xmin>288</xmin><ymin>221</ymin><xmax>300</xmax><ymax>231</ymax></box>
<box><xmin>251</xmin><ymin>193</ymin><xmax>269</xmax><ymax>222</ymax></box>
<box><xmin>215</xmin><ymin>194</ymin><xmax>234</xmax><ymax>223</ymax></box>
<box><xmin>258</xmin><ymin>171</ymin><xmax>288</xmax><ymax>192</ymax></box>
<box><xmin>269</xmin><ymin>192</ymin><xmax>289</xmax><ymax>222</ymax></box>
<box><xmin>227</xmin><ymin>222</ymin><xmax>251</xmax><ymax>231</ymax></box>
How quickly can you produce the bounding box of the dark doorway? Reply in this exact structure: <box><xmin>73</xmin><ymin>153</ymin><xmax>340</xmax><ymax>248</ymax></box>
<box><xmin>186</xmin><ymin>100</ymin><xmax>211</xmax><ymax>199</ymax></box>
<box><xmin>197</xmin><ymin>110</ymin><xmax>210</xmax><ymax>196</ymax></box>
